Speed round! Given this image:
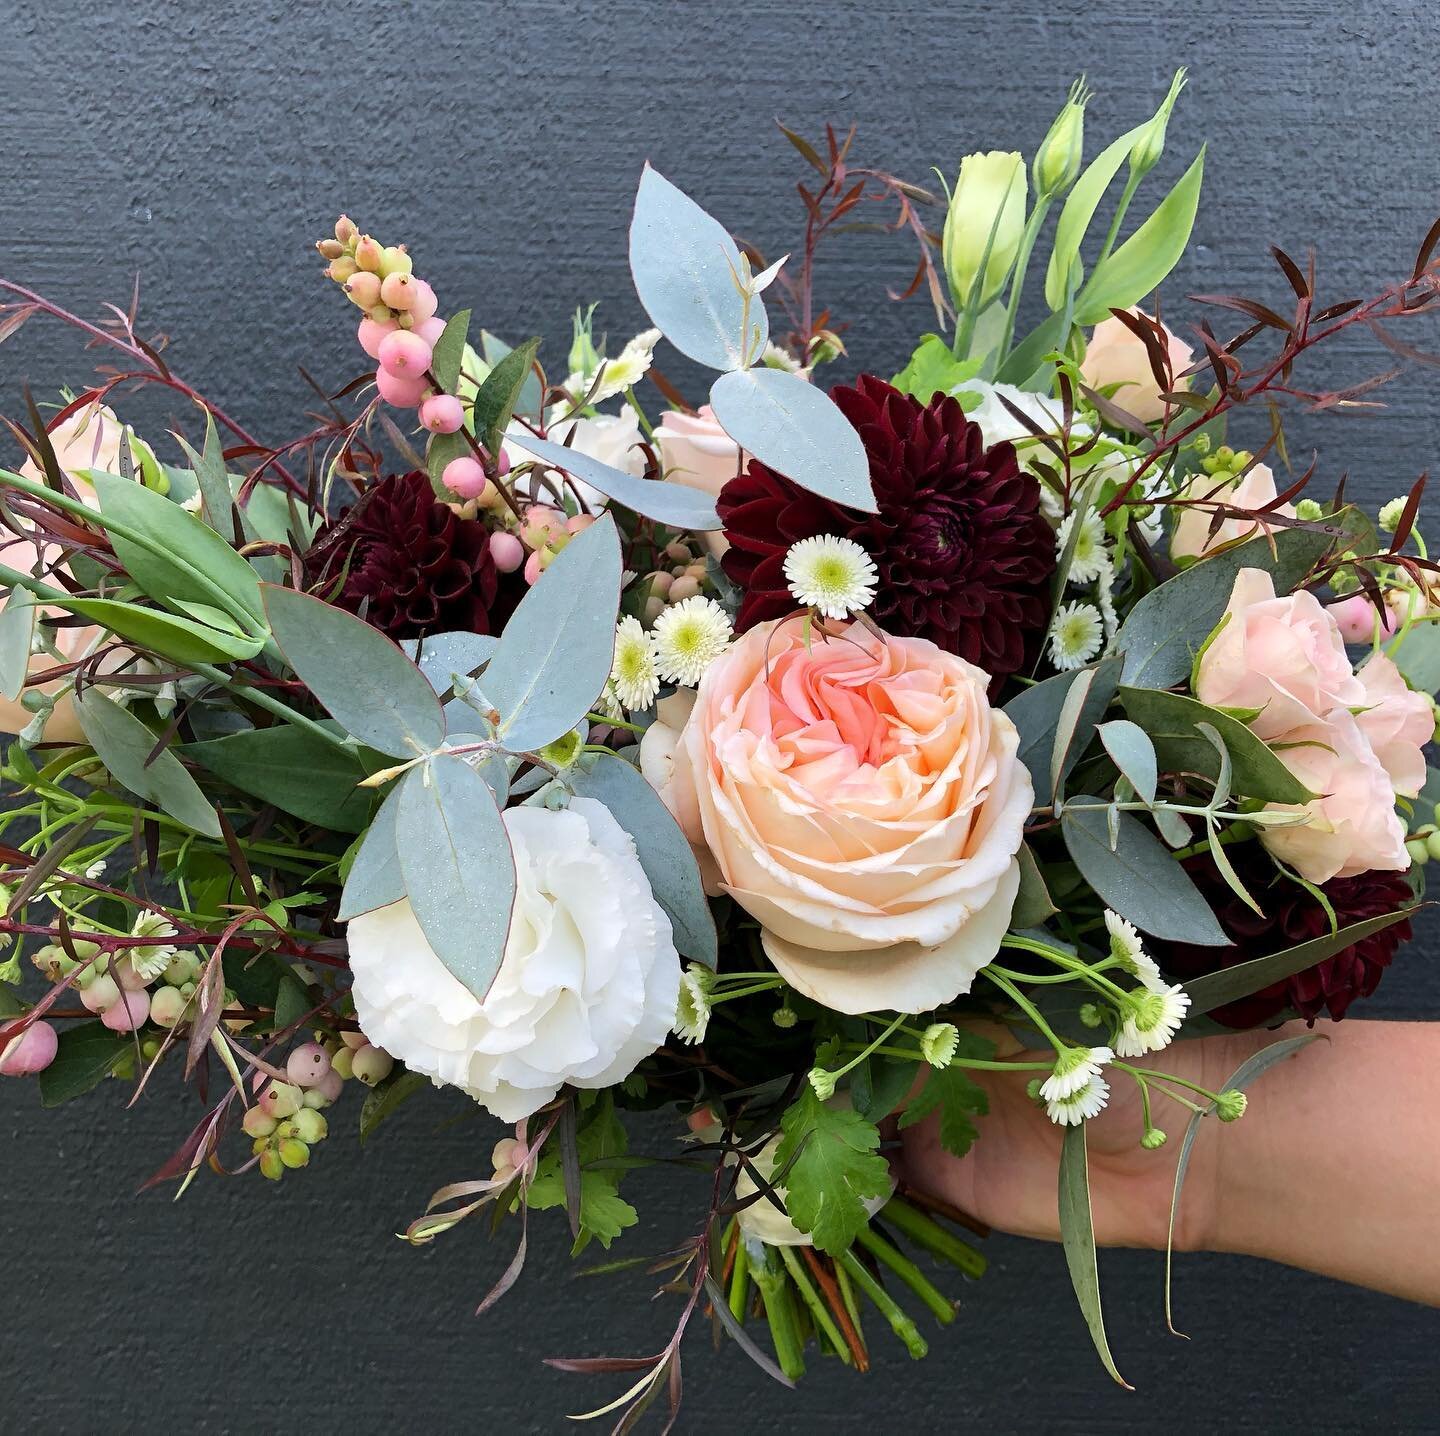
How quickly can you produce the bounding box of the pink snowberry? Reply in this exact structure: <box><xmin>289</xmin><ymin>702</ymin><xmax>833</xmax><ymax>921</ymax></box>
<box><xmin>101</xmin><ymin>987</ymin><xmax>150</xmax><ymax>1033</ymax></box>
<box><xmin>566</xmin><ymin>513</ymin><xmax>596</xmax><ymax>536</ymax></box>
<box><xmin>339</xmin><ymin>1030</ymin><xmax>369</xmax><ymax>1051</ymax></box>
<box><xmin>258</xmin><ymin>1081</ymin><xmax>303</xmax><ymax>1120</ymax></box>
<box><xmin>375</xmin><ymin>368</ymin><xmax>428</xmax><ymax>408</ymax></box>
<box><xmin>376</xmin><ymin>329</ymin><xmax>433</xmax><ymax>379</ymax></box>
<box><xmin>346</xmin><ymin>272</ymin><xmax>383</xmax><ymax>310</ymax></box>
<box><xmin>313</xmin><ymin>1067</ymin><xmax>344</xmax><ymax>1103</ymax></box>
<box><xmin>488</xmin><ymin>530</ymin><xmax>524</xmax><ymax>573</ymax></box>
<box><xmin>420</xmin><ymin>394</ymin><xmax>465</xmax><ymax>434</ymax></box>
<box><xmin>442</xmin><ymin>455</ymin><xmax>489</xmax><ymax>500</ymax></box>
<box><xmin>357</xmin><ymin>316</ymin><xmax>399</xmax><ymax>360</ymax></box>
<box><xmin>0</xmin><ymin>1020</ymin><xmax>59</xmax><ymax>1076</ymax></box>
<box><xmin>379</xmin><ymin>272</ymin><xmax>416</xmax><ymax>310</ymax></box>
<box><xmin>80</xmin><ymin>973</ymin><xmax>121</xmax><ymax>1014</ymax></box>
<box><xmin>407</xmin><ymin>279</ymin><xmax>439</xmax><ymax>323</ymax></box>
<box><xmin>286</xmin><ymin>1042</ymin><xmax>332</xmax><ymax>1089</ymax></box>
<box><xmin>1330</xmin><ymin>592</ymin><xmax>1396</xmax><ymax>644</ymax></box>
<box><xmin>523</xmin><ymin>550</ymin><xmax>544</xmax><ymax>586</ymax></box>
<box><xmin>413</xmin><ymin>315</ymin><xmax>446</xmax><ymax>347</ymax></box>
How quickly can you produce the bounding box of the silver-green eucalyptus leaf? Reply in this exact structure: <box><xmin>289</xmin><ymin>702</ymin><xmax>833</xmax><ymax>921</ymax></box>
<box><xmin>0</xmin><ymin>589</ymin><xmax>37</xmax><ymax>702</ymax></box>
<box><xmin>337</xmin><ymin>781</ymin><xmax>406</xmax><ymax>921</ymax></box>
<box><xmin>402</xmin><ymin>632</ymin><xmax>499</xmax><ymax>730</ymax></box>
<box><xmin>1096</xmin><ymin>719</ymin><xmax>1158</xmax><ymax>806</ymax></box>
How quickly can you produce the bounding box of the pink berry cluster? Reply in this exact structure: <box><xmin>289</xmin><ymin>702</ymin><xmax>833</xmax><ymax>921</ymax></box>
<box><xmin>639</xmin><ymin>537</ymin><xmax>711</xmax><ymax>619</ymax></box>
<box><xmin>0</xmin><ymin>1017</ymin><xmax>57</xmax><ymax>1076</ymax></box>
<box><xmin>38</xmin><ymin>935</ymin><xmax>208</xmax><ymax>1036</ymax></box>
<box><xmin>508</xmin><ymin>505</ymin><xmax>598</xmax><ymax>586</ymax></box>
<box><xmin>316</xmin><ymin>216</ymin><xmax>463</xmax><ymax>428</ymax></box>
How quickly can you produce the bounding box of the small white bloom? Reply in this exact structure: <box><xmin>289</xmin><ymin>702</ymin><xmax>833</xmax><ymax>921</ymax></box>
<box><xmin>580</xmin><ymin>328</ymin><xmax>662</xmax><ymax>406</ymax></box>
<box><xmin>610</xmin><ymin>615</ymin><xmax>659</xmax><ymax>712</ymax></box>
<box><xmin>1040</xmin><ymin>1044</ymin><xmax>1114</xmax><ymax>1103</ymax></box>
<box><xmin>1048</xmin><ymin>601</ymin><xmax>1104</xmax><ymax>670</ymax></box>
<box><xmin>1104</xmin><ymin>909</ymin><xmax>1164</xmax><ymax>991</ymax></box>
<box><xmin>128</xmin><ymin>911</ymin><xmax>179</xmax><ymax>983</ymax></box>
<box><xmin>650</xmin><ymin>596</ymin><xmax>732</xmax><ymax>686</ymax></box>
<box><xmin>180</xmin><ymin>490</ymin><xmax>204</xmax><ymax>514</ymax></box>
<box><xmin>1096</xmin><ymin>562</ymin><xmax>1119</xmax><ymax>643</ymax></box>
<box><xmin>1057</xmin><ymin>509</ymin><xmax>1110</xmax><ymax>586</ymax></box>
<box><xmin>1046</xmin><ymin>1069</ymin><xmax>1110</xmax><ymax>1126</ymax></box>
<box><xmin>783</xmin><ymin>535</ymin><xmax>878</xmax><ymax>619</ymax></box>
<box><xmin>761</xmin><ymin>341</ymin><xmax>803</xmax><ymax>374</ymax></box>
<box><xmin>1378</xmin><ymin>496</ymin><xmax>1408</xmax><ymax>534</ymax></box>
<box><xmin>1115</xmin><ymin>983</ymin><xmax>1191</xmax><ymax>1057</ymax></box>
<box><xmin>675</xmin><ymin>964</ymin><xmax>714</xmax><ymax>1045</ymax></box>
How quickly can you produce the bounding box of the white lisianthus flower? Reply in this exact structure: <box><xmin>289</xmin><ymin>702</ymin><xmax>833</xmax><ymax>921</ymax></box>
<box><xmin>505</xmin><ymin>409</ymin><xmax>646</xmax><ymax>510</ymax></box>
<box><xmin>1049</xmin><ymin>601</ymin><xmax>1104</xmax><ymax>670</ymax></box>
<box><xmin>1115</xmin><ymin>983</ymin><xmax>1191</xmax><ymax>1058</ymax></box>
<box><xmin>783</xmin><ymin>535</ymin><xmax>878</xmax><ymax>619</ymax></box>
<box><xmin>569</xmin><ymin>328</ymin><xmax>662</xmax><ymax>406</ymax></box>
<box><xmin>1045</xmin><ymin>1069</ymin><xmax>1109</xmax><ymax>1126</ymax></box>
<box><xmin>650</xmin><ymin>596</ymin><xmax>733</xmax><ymax>687</ymax></box>
<box><xmin>346</xmin><ymin>798</ymin><xmax>681</xmax><ymax>1122</ymax></box>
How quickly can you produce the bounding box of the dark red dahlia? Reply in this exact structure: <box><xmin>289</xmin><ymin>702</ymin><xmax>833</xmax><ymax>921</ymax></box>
<box><xmin>717</xmin><ymin>375</ymin><xmax>1056</xmax><ymax>679</ymax></box>
<box><xmin>306</xmin><ymin>471</ymin><xmax>500</xmax><ymax>640</ymax></box>
<box><xmin>1156</xmin><ymin>844</ymin><xmax>1413</xmax><ymax>1027</ymax></box>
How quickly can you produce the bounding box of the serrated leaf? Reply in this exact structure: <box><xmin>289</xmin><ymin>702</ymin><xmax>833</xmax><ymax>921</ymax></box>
<box><xmin>38</xmin><ymin>1019</ymin><xmax>131</xmax><ymax>1107</ymax></box>
<box><xmin>471</xmin><ymin>338</ymin><xmax>540</xmax><ymax>458</ymax></box>
<box><xmin>482</xmin><ymin>514</ymin><xmax>621</xmax><ymax>752</ymax></box>
<box><xmin>898</xmin><ymin>1048</ymin><xmax>991</xmax><ymax>1159</ymax></box>
<box><xmin>337</xmin><ymin>780</ymin><xmax>405</xmax><ymax>921</ymax></box>
<box><xmin>430</xmin><ymin>309</ymin><xmax>471</xmax><ymax>394</ymax></box>
<box><xmin>1096</xmin><ymin>719</ymin><xmax>1158</xmax><ymax>806</ymax></box>
<box><xmin>0</xmin><ymin>588</ymin><xmax>36</xmax><ymax>701</ymax></box>
<box><xmin>396</xmin><ymin>756</ymin><xmax>514</xmax><ymax>1000</ymax></box>
<box><xmin>262</xmin><ymin>584</ymin><xmax>444</xmax><ymax>759</ymax></box>
<box><xmin>505</xmin><ymin>432</ymin><xmax>722</xmax><ymax>531</ymax></box>
<box><xmin>709</xmin><ymin>367</ymin><xmax>875</xmax><ymax>512</ymax></box>
<box><xmin>569</xmin><ymin>751</ymin><xmax>716</xmax><ymax>967</ymax></box>
<box><xmin>76</xmin><ymin>688</ymin><xmax>221</xmax><ymax>838</ymax></box>
<box><xmin>771</xmin><ymin>1086</ymin><xmax>892</xmax><ymax>1255</ymax></box>
<box><xmin>629</xmin><ymin>165</ymin><xmax>766</xmax><ymax>371</ymax></box>
<box><xmin>1062</xmin><ymin>799</ymin><xmax>1227</xmax><ymax>945</ymax></box>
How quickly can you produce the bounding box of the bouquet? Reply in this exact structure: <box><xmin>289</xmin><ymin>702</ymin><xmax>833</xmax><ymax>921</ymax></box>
<box><xmin>3</xmin><ymin>71</ymin><xmax>1439</xmax><ymax>1424</ymax></box>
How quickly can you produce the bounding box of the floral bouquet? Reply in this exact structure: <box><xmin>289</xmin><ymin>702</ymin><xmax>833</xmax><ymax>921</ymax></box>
<box><xmin>3</xmin><ymin>71</ymin><xmax>1439</xmax><ymax>1424</ymax></box>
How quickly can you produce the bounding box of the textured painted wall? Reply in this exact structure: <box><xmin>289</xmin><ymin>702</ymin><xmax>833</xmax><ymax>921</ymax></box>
<box><xmin>3</xmin><ymin>0</ymin><xmax>1440</xmax><ymax>1430</ymax></box>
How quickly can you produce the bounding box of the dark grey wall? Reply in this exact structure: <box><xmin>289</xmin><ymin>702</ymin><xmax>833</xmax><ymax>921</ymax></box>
<box><xmin>4</xmin><ymin>1</ymin><xmax>1440</xmax><ymax>1430</ymax></box>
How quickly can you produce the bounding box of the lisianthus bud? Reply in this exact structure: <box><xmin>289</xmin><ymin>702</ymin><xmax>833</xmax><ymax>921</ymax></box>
<box><xmin>1033</xmin><ymin>77</ymin><xmax>1090</xmax><ymax>199</ymax></box>
<box><xmin>942</xmin><ymin>151</ymin><xmax>1027</xmax><ymax>311</ymax></box>
<box><xmin>1129</xmin><ymin>69</ymin><xmax>1187</xmax><ymax>180</ymax></box>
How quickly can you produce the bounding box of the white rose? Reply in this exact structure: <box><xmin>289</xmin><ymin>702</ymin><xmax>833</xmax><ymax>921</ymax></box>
<box><xmin>346</xmin><ymin>797</ymin><xmax>680</xmax><ymax>1121</ymax></box>
<box><xmin>962</xmin><ymin>380</ymin><xmax>1094</xmax><ymax>522</ymax></box>
<box><xmin>505</xmin><ymin>411</ymin><xmax>646</xmax><ymax>510</ymax></box>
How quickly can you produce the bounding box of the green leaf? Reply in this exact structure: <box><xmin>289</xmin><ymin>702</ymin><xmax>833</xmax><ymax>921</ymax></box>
<box><xmin>1005</xmin><ymin>656</ymin><xmax>1122</xmax><ymax>801</ymax></box>
<box><xmin>181</xmin><ymin>723</ymin><xmax>378</xmax><ymax>832</ymax></box>
<box><xmin>898</xmin><ymin>1055</ymin><xmax>991</xmax><ymax>1159</ymax></box>
<box><xmin>850</xmin><ymin>1051</ymin><xmax>919</xmax><ymax>1124</ymax></box>
<box><xmin>1389</xmin><ymin>622</ymin><xmax>1440</xmax><ymax>695</ymax></box>
<box><xmin>629</xmin><ymin>164</ymin><xmax>766</xmax><ymax>371</ymax></box>
<box><xmin>396</xmin><ymin>755</ymin><xmax>515</xmax><ymax>1000</ymax></box>
<box><xmin>1012</xmin><ymin>842</ymin><xmax>1058</xmax><ymax>927</ymax></box>
<box><xmin>772</xmin><ymin>1086</ymin><xmax>892</xmax><ymax>1255</ymax></box>
<box><xmin>359</xmin><ymin>1067</ymin><xmax>427</xmax><ymax>1145</ymax></box>
<box><xmin>506</xmin><ymin>432</ymin><xmax>722</xmax><ymax>532</ymax></box>
<box><xmin>337</xmin><ymin>780</ymin><xmax>405</xmax><ymax>921</ymax></box>
<box><xmin>1117</xmin><ymin>686</ymin><xmax>1313</xmax><ymax>804</ymax></box>
<box><xmin>75</xmin><ymin>688</ymin><xmax>222</xmax><ymax>838</ymax></box>
<box><xmin>709</xmin><ymin>367</ymin><xmax>876</xmax><ymax>513</ymax></box>
<box><xmin>1184</xmin><ymin>906</ymin><xmax>1420</xmax><ymax>1017</ymax></box>
<box><xmin>482</xmin><ymin>514</ymin><xmax>621</xmax><ymax>752</ymax></box>
<box><xmin>1073</xmin><ymin>147</ymin><xmax>1206</xmax><ymax>325</ymax></box>
<box><xmin>1115</xmin><ymin>527</ymin><xmax>1336</xmax><ymax>689</ymax></box>
<box><xmin>38</xmin><ymin>1020</ymin><xmax>131</xmax><ymax>1107</ymax></box>
<box><xmin>65</xmin><ymin>596</ymin><xmax>265</xmax><ymax>665</ymax></box>
<box><xmin>1058</xmin><ymin>1123</ymin><xmax>1132</xmax><ymax>1388</ymax></box>
<box><xmin>526</xmin><ymin>1094</ymin><xmax>637</xmax><ymax>1251</ymax></box>
<box><xmin>1061</xmin><ymin>799</ymin><xmax>1228</xmax><ymax>945</ymax></box>
<box><xmin>479</xmin><ymin>331</ymin><xmax>543</xmax><ymax>418</ymax></box>
<box><xmin>891</xmin><ymin>335</ymin><xmax>984</xmax><ymax>405</ymax></box>
<box><xmin>429</xmin><ymin>309</ymin><xmax>471</xmax><ymax>394</ymax></box>
<box><xmin>1096</xmin><ymin>719</ymin><xmax>1157</xmax><ymax>805</ymax></box>
<box><xmin>0</xmin><ymin>588</ymin><xmax>36</xmax><ymax>701</ymax></box>
<box><xmin>262</xmin><ymin>584</ymin><xmax>444</xmax><ymax>759</ymax></box>
<box><xmin>173</xmin><ymin>413</ymin><xmax>235</xmax><ymax>537</ymax></box>
<box><xmin>272</xmin><ymin>973</ymin><xmax>310</xmax><ymax>1033</ymax></box>
<box><xmin>471</xmin><ymin>337</ymin><xmax>540</xmax><ymax>460</ymax></box>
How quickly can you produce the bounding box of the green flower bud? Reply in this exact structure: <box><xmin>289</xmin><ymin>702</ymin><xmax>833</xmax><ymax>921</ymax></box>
<box><xmin>942</xmin><ymin>150</ymin><xmax>1028</xmax><ymax>312</ymax></box>
<box><xmin>1378</xmin><ymin>497</ymin><xmax>1408</xmax><ymax>534</ymax></box>
<box><xmin>1078</xmin><ymin>1002</ymin><xmax>1105</xmax><ymax>1029</ymax></box>
<box><xmin>919</xmin><ymin>1022</ymin><xmax>960</xmax><ymax>1069</ymax></box>
<box><xmin>567</xmin><ymin>303</ymin><xmax>603</xmax><ymax>382</ymax></box>
<box><xmin>1033</xmin><ymin>76</ymin><xmax>1091</xmax><ymax>200</ymax></box>
<box><xmin>163</xmin><ymin>950</ymin><xmax>202</xmax><ymax>987</ymax></box>
<box><xmin>1294</xmin><ymin>498</ymin><xmax>1324</xmax><ymax>522</ymax></box>
<box><xmin>771</xmin><ymin>1005</ymin><xmax>798</xmax><ymax>1030</ymax></box>
<box><xmin>258</xmin><ymin>1148</ymin><xmax>286</xmax><ymax>1181</ymax></box>
<box><xmin>807</xmin><ymin>1066</ymin><xmax>838</xmax><ymax>1101</ymax></box>
<box><xmin>278</xmin><ymin>1138</ymin><xmax>311</xmax><ymax>1170</ymax></box>
<box><xmin>1129</xmin><ymin>69</ymin><xmax>1187</xmax><ymax>180</ymax></box>
<box><xmin>1141</xmin><ymin>1127</ymin><xmax>1168</xmax><ymax>1150</ymax></box>
<box><xmin>1215</xmin><ymin>1089</ymin><xmax>1248</xmax><ymax>1123</ymax></box>
<box><xmin>1024</xmin><ymin>1077</ymin><xmax>1044</xmax><ymax>1103</ymax></box>
<box><xmin>1191</xmin><ymin>432</ymin><xmax>1212</xmax><ymax>457</ymax></box>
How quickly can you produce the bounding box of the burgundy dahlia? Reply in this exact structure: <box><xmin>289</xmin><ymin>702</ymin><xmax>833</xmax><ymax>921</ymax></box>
<box><xmin>307</xmin><ymin>471</ymin><xmax>500</xmax><ymax>640</ymax></box>
<box><xmin>717</xmin><ymin>375</ymin><xmax>1056</xmax><ymax>679</ymax></box>
<box><xmin>1157</xmin><ymin>845</ymin><xmax>1413</xmax><ymax>1027</ymax></box>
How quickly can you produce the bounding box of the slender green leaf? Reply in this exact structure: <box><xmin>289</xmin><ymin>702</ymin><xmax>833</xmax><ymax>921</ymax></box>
<box><xmin>64</xmin><ymin>597</ymin><xmax>263</xmax><ymax>665</ymax></box>
<box><xmin>471</xmin><ymin>338</ymin><xmax>540</xmax><ymax>459</ymax></box>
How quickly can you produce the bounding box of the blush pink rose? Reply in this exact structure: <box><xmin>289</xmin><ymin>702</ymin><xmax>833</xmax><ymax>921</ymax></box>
<box><xmin>664</xmin><ymin>617</ymin><xmax>1032</xmax><ymax>1015</ymax></box>
<box><xmin>1259</xmin><ymin>710</ymin><xmax>1409</xmax><ymax>884</ymax></box>
<box><xmin>1354</xmin><ymin>651</ymin><xmax>1432</xmax><ymax>798</ymax></box>
<box><xmin>1079</xmin><ymin>310</ymin><xmax>1194</xmax><ymax>426</ymax></box>
<box><xmin>1194</xmin><ymin>568</ymin><xmax>1364</xmax><ymax>740</ymax></box>
<box><xmin>654</xmin><ymin>405</ymin><xmax>741</xmax><ymax>558</ymax></box>
<box><xmin>1169</xmin><ymin>463</ymin><xmax>1298</xmax><ymax>564</ymax></box>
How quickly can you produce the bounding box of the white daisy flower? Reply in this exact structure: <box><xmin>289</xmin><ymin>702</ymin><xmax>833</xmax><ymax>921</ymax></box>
<box><xmin>128</xmin><ymin>911</ymin><xmax>179</xmax><ymax>983</ymax></box>
<box><xmin>1040</xmin><ymin>1044</ymin><xmax>1114</xmax><ymax>1103</ymax></box>
<box><xmin>1046</xmin><ymin>1069</ymin><xmax>1110</xmax><ymax>1126</ymax></box>
<box><xmin>1096</xmin><ymin>562</ymin><xmax>1119</xmax><ymax>643</ymax></box>
<box><xmin>919</xmin><ymin>1022</ymin><xmax>960</xmax><ymax>1069</ymax></box>
<box><xmin>675</xmin><ymin>964</ymin><xmax>714</xmax><ymax>1045</ymax></box>
<box><xmin>783</xmin><ymin>535</ymin><xmax>878</xmax><ymax>619</ymax></box>
<box><xmin>1115</xmin><ymin>982</ymin><xmax>1191</xmax><ymax>1057</ymax></box>
<box><xmin>180</xmin><ymin>490</ymin><xmax>204</xmax><ymax>514</ymax></box>
<box><xmin>1104</xmin><ymin>909</ymin><xmax>1165</xmax><ymax>991</ymax></box>
<box><xmin>1378</xmin><ymin>496</ymin><xmax>1408</xmax><ymax>534</ymax></box>
<box><xmin>650</xmin><ymin>596</ymin><xmax>732</xmax><ymax>686</ymax></box>
<box><xmin>609</xmin><ymin>615</ymin><xmax>659</xmax><ymax>712</ymax></box>
<box><xmin>1057</xmin><ymin>509</ymin><xmax>1110</xmax><ymax>586</ymax></box>
<box><xmin>761</xmin><ymin>341</ymin><xmax>803</xmax><ymax>374</ymax></box>
<box><xmin>580</xmin><ymin>328</ymin><xmax>662</xmax><ymax>406</ymax></box>
<box><xmin>1048</xmin><ymin>601</ymin><xmax>1104</xmax><ymax>670</ymax></box>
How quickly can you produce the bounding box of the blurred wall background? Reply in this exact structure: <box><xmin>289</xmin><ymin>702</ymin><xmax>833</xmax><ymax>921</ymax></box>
<box><xmin>3</xmin><ymin>0</ymin><xmax>1438</xmax><ymax>1429</ymax></box>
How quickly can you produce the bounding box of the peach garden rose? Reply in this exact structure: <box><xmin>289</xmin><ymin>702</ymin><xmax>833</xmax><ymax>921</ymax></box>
<box><xmin>1169</xmin><ymin>462</ymin><xmax>1298</xmax><ymax>564</ymax></box>
<box><xmin>663</xmin><ymin>617</ymin><xmax>1032</xmax><ymax>1015</ymax></box>
<box><xmin>1079</xmin><ymin>309</ymin><xmax>1193</xmax><ymax>426</ymax></box>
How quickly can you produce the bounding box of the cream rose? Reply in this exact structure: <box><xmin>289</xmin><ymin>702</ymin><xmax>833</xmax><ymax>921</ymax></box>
<box><xmin>346</xmin><ymin>798</ymin><xmax>680</xmax><ymax>1121</ymax></box>
<box><xmin>1169</xmin><ymin>463</ymin><xmax>1297</xmax><ymax>563</ymax></box>
<box><xmin>654</xmin><ymin>405</ymin><xmax>742</xmax><ymax>557</ymax></box>
<box><xmin>665</xmin><ymin>618</ymin><xmax>1031</xmax><ymax>1015</ymax></box>
<box><xmin>1079</xmin><ymin>310</ymin><xmax>1194</xmax><ymax>426</ymax></box>
<box><xmin>1194</xmin><ymin>568</ymin><xmax>1364</xmax><ymax>740</ymax></box>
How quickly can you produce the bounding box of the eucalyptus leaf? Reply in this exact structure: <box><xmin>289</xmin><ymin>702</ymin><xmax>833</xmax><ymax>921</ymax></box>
<box><xmin>396</xmin><ymin>755</ymin><xmax>515</xmax><ymax>1000</ymax></box>
<box><xmin>569</xmin><ymin>750</ymin><xmax>717</xmax><ymax>966</ymax></box>
<box><xmin>1051</xmin><ymin>666</ymin><xmax>1097</xmax><ymax>803</ymax></box>
<box><xmin>262</xmin><ymin>585</ymin><xmax>444</xmax><ymax>759</ymax></box>
<box><xmin>402</xmin><ymin>632</ymin><xmax>498</xmax><ymax>729</ymax></box>
<box><xmin>629</xmin><ymin>164</ymin><xmax>766</xmax><ymax>371</ymax></box>
<box><xmin>1012</xmin><ymin>843</ymin><xmax>1057</xmax><ymax>928</ymax></box>
<box><xmin>337</xmin><ymin>781</ymin><xmax>406</xmax><ymax>921</ymax></box>
<box><xmin>1388</xmin><ymin>622</ymin><xmax>1440</xmax><ymax>695</ymax></box>
<box><xmin>482</xmin><ymin>515</ymin><xmax>621</xmax><ymax>752</ymax></box>
<box><xmin>0</xmin><ymin>588</ymin><xmax>36</xmax><ymax>702</ymax></box>
<box><xmin>1061</xmin><ymin>799</ymin><xmax>1228</xmax><ymax>945</ymax></box>
<box><xmin>506</xmin><ymin>433</ymin><xmax>723</xmax><ymax>531</ymax></box>
<box><xmin>709</xmin><ymin>367</ymin><xmax>875</xmax><ymax>513</ymax></box>
<box><xmin>1005</xmin><ymin>656</ymin><xmax>1121</xmax><ymax>801</ymax></box>
<box><xmin>1058</xmin><ymin>1123</ymin><xmax>1132</xmax><ymax>1388</ymax></box>
<box><xmin>1096</xmin><ymin>719</ymin><xmax>1158</xmax><ymax>806</ymax></box>
<box><xmin>1116</xmin><ymin>527</ymin><xmax>1336</xmax><ymax>689</ymax></box>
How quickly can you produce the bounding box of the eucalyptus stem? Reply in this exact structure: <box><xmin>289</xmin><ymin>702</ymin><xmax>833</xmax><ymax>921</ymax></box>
<box><xmin>778</xmin><ymin>1246</ymin><xmax>852</xmax><ymax>1365</ymax></box>
<box><xmin>879</xmin><ymin>1198</ymin><xmax>987</xmax><ymax>1280</ymax></box>
<box><xmin>835</xmin><ymin>1248</ymin><xmax>928</xmax><ymax>1360</ymax></box>
<box><xmin>854</xmin><ymin>1226</ymin><xmax>956</xmax><ymax>1325</ymax></box>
